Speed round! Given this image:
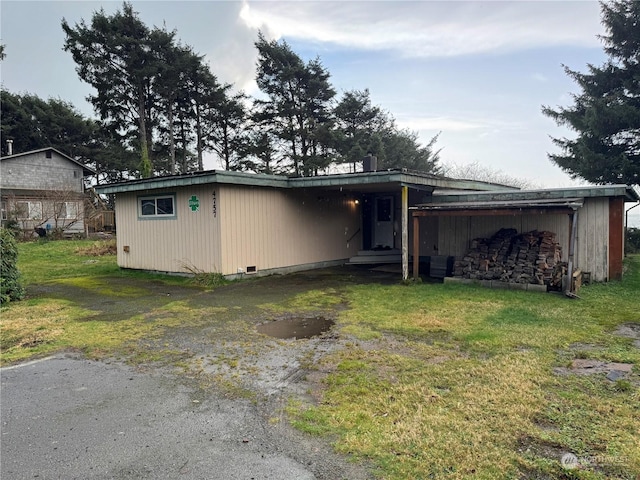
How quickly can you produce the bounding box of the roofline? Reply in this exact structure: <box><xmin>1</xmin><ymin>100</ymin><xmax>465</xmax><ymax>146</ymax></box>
<box><xmin>95</xmin><ymin>168</ymin><xmax>520</xmax><ymax>195</ymax></box>
<box><xmin>1</xmin><ymin>147</ymin><xmax>96</xmax><ymax>175</ymax></box>
<box><xmin>426</xmin><ymin>185</ymin><xmax>640</xmax><ymax>203</ymax></box>
<box><xmin>95</xmin><ymin>170</ymin><xmax>290</xmax><ymax>194</ymax></box>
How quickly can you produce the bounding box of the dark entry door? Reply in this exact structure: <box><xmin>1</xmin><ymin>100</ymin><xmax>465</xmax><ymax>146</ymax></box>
<box><xmin>374</xmin><ymin>196</ymin><xmax>394</xmax><ymax>248</ymax></box>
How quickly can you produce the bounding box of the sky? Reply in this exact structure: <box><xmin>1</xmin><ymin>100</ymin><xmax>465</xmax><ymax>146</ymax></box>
<box><xmin>1</xmin><ymin>0</ymin><xmax>639</xmax><ymax>225</ymax></box>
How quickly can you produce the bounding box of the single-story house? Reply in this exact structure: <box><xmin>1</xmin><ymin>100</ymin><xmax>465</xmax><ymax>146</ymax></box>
<box><xmin>0</xmin><ymin>147</ymin><xmax>96</xmax><ymax>236</ymax></box>
<box><xmin>95</xmin><ymin>169</ymin><xmax>515</xmax><ymax>278</ymax></box>
<box><xmin>95</xmin><ymin>167</ymin><xmax>639</xmax><ymax>283</ymax></box>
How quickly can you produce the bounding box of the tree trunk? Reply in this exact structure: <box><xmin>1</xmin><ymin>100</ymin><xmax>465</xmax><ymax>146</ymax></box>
<box><xmin>168</xmin><ymin>101</ymin><xmax>176</xmax><ymax>175</ymax></box>
<box><xmin>137</xmin><ymin>87</ymin><xmax>152</xmax><ymax>177</ymax></box>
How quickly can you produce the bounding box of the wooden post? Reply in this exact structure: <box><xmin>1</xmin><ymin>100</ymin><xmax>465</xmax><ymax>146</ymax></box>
<box><xmin>413</xmin><ymin>215</ymin><xmax>420</xmax><ymax>280</ymax></box>
<box><xmin>402</xmin><ymin>186</ymin><xmax>409</xmax><ymax>281</ymax></box>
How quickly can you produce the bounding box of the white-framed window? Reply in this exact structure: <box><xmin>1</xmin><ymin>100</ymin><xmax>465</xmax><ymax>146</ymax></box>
<box><xmin>1</xmin><ymin>201</ymin><xmax>7</xmax><ymax>221</ymax></box>
<box><xmin>15</xmin><ymin>201</ymin><xmax>43</xmax><ymax>220</ymax></box>
<box><xmin>55</xmin><ymin>201</ymin><xmax>79</xmax><ymax>220</ymax></box>
<box><xmin>139</xmin><ymin>194</ymin><xmax>176</xmax><ymax>219</ymax></box>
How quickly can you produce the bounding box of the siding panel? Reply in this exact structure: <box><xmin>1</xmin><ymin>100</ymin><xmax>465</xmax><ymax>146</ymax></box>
<box><xmin>575</xmin><ymin>198</ymin><xmax>609</xmax><ymax>281</ymax></box>
<box><xmin>218</xmin><ymin>185</ymin><xmax>360</xmax><ymax>275</ymax></box>
<box><xmin>437</xmin><ymin>213</ymin><xmax>570</xmax><ymax>260</ymax></box>
<box><xmin>116</xmin><ymin>186</ymin><xmax>221</xmax><ymax>273</ymax></box>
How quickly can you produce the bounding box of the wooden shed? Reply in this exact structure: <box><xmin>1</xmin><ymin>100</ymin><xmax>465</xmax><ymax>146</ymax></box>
<box><xmin>410</xmin><ymin>186</ymin><xmax>640</xmax><ymax>282</ymax></box>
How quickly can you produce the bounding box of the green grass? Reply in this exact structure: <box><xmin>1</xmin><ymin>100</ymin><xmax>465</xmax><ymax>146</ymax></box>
<box><xmin>3</xmin><ymin>239</ymin><xmax>639</xmax><ymax>479</ymax></box>
<box><xmin>16</xmin><ymin>239</ymin><xmax>193</xmax><ymax>285</ymax></box>
<box><xmin>289</xmin><ymin>257</ymin><xmax>640</xmax><ymax>479</ymax></box>
<box><xmin>0</xmin><ymin>240</ymin><xmax>205</xmax><ymax>364</ymax></box>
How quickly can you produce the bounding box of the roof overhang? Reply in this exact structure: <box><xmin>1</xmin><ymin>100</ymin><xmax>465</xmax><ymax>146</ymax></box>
<box><xmin>412</xmin><ymin>198</ymin><xmax>584</xmax><ymax>217</ymax></box>
<box><xmin>95</xmin><ymin>169</ymin><xmax>520</xmax><ymax>195</ymax></box>
<box><xmin>412</xmin><ymin>184</ymin><xmax>639</xmax><ymax>217</ymax></box>
<box><xmin>426</xmin><ymin>185</ymin><xmax>639</xmax><ymax>203</ymax></box>
<box><xmin>95</xmin><ymin>170</ymin><xmax>290</xmax><ymax>194</ymax></box>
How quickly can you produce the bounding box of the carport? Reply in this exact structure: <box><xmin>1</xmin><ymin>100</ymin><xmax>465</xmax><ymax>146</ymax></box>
<box><xmin>408</xmin><ymin>185</ymin><xmax>640</xmax><ymax>283</ymax></box>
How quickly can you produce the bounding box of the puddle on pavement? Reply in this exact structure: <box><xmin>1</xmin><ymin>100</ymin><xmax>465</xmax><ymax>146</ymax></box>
<box><xmin>257</xmin><ymin>316</ymin><xmax>334</xmax><ymax>339</ymax></box>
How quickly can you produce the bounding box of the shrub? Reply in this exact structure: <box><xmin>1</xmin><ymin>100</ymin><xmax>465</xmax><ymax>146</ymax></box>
<box><xmin>626</xmin><ymin>227</ymin><xmax>640</xmax><ymax>254</ymax></box>
<box><xmin>0</xmin><ymin>227</ymin><xmax>25</xmax><ymax>304</ymax></box>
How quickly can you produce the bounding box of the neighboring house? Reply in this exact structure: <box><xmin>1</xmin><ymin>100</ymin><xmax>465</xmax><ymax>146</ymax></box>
<box><xmin>96</xmin><ymin>166</ymin><xmax>639</xmax><ymax>284</ymax></box>
<box><xmin>0</xmin><ymin>147</ymin><xmax>96</xmax><ymax>236</ymax></box>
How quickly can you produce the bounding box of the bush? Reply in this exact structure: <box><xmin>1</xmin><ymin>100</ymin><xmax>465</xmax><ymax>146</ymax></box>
<box><xmin>626</xmin><ymin>227</ymin><xmax>640</xmax><ymax>254</ymax></box>
<box><xmin>1</xmin><ymin>228</ymin><xmax>25</xmax><ymax>304</ymax></box>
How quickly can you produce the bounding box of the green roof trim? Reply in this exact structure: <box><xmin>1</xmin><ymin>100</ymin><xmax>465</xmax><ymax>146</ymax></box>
<box><xmin>95</xmin><ymin>169</ymin><xmax>518</xmax><ymax>195</ymax></box>
<box><xmin>95</xmin><ymin>170</ymin><xmax>289</xmax><ymax>194</ymax></box>
<box><xmin>421</xmin><ymin>185</ymin><xmax>640</xmax><ymax>205</ymax></box>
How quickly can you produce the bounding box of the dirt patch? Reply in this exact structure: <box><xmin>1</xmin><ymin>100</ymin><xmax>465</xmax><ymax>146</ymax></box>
<box><xmin>613</xmin><ymin>322</ymin><xmax>640</xmax><ymax>348</ymax></box>
<box><xmin>554</xmin><ymin>359</ymin><xmax>634</xmax><ymax>381</ymax></box>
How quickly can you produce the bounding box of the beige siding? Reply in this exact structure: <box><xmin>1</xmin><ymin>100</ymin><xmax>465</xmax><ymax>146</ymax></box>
<box><xmin>218</xmin><ymin>185</ymin><xmax>360</xmax><ymax>275</ymax></box>
<box><xmin>115</xmin><ymin>186</ymin><xmax>221</xmax><ymax>273</ymax></box>
<box><xmin>575</xmin><ymin>197</ymin><xmax>609</xmax><ymax>281</ymax></box>
<box><xmin>437</xmin><ymin>214</ymin><xmax>571</xmax><ymax>260</ymax></box>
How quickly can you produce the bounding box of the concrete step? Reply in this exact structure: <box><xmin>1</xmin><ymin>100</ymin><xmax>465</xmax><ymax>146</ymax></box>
<box><xmin>356</xmin><ymin>249</ymin><xmax>401</xmax><ymax>256</ymax></box>
<box><xmin>348</xmin><ymin>254</ymin><xmax>402</xmax><ymax>264</ymax></box>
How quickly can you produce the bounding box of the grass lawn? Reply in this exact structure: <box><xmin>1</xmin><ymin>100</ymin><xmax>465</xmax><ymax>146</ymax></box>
<box><xmin>1</xmin><ymin>239</ymin><xmax>639</xmax><ymax>479</ymax></box>
<box><xmin>1</xmin><ymin>239</ymin><xmax>197</xmax><ymax>364</ymax></box>
<box><xmin>289</xmin><ymin>258</ymin><xmax>640</xmax><ymax>479</ymax></box>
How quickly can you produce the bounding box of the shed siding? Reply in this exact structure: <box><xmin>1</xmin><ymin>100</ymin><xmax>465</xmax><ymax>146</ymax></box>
<box><xmin>218</xmin><ymin>185</ymin><xmax>360</xmax><ymax>275</ymax></box>
<box><xmin>575</xmin><ymin>197</ymin><xmax>609</xmax><ymax>282</ymax></box>
<box><xmin>115</xmin><ymin>186</ymin><xmax>221</xmax><ymax>273</ymax></box>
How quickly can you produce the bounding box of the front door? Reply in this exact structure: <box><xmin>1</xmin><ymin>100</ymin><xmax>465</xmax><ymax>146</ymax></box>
<box><xmin>374</xmin><ymin>196</ymin><xmax>394</xmax><ymax>248</ymax></box>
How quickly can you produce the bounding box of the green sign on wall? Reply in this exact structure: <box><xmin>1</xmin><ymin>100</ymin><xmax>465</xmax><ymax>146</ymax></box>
<box><xmin>188</xmin><ymin>195</ymin><xmax>200</xmax><ymax>212</ymax></box>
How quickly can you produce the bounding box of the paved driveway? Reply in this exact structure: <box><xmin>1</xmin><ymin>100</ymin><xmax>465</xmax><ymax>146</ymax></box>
<box><xmin>1</xmin><ymin>355</ymin><xmax>368</xmax><ymax>480</ymax></box>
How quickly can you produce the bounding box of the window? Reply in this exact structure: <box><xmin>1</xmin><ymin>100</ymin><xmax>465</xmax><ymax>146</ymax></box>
<box><xmin>1</xmin><ymin>201</ymin><xmax>6</xmax><ymax>221</ymax></box>
<box><xmin>15</xmin><ymin>201</ymin><xmax>43</xmax><ymax>220</ymax></box>
<box><xmin>55</xmin><ymin>202</ymin><xmax>79</xmax><ymax>220</ymax></box>
<box><xmin>139</xmin><ymin>194</ymin><xmax>175</xmax><ymax>218</ymax></box>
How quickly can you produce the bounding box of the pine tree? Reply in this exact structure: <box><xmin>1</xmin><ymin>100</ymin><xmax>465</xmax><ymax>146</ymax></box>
<box><xmin>543</xmin><ymin>0</ymin><xmax>640</xmax><ymax>185</ymax></box>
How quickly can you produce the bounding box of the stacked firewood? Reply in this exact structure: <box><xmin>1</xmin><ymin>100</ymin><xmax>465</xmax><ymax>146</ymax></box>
<box><xmin>453</xmin><ymin>228</ymin><xmax>565</xmax><ymax>286</ymax></box>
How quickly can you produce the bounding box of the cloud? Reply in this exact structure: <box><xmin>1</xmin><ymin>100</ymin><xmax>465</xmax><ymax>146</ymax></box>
<box><xmin>395</xmin><ymin>114</ymin><xmax>526</xmax><ymax>136</ymax></box>
<box><xmin>396</xmin><ymin>115</ymin><xmax>484</xmax><ymax>132</ymax></box>
<box><xmin>240</xmin><ymin>1</ymin><xmax>603</xmax><ymax>58</ymax></box>
<box><xmin>532</xmin><ymin>73</ymin><xmax>549</xmax><ymax>83</ymax></box>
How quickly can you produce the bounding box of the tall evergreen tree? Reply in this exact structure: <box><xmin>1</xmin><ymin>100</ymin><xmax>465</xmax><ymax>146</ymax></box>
<box><xmin>208</xmin><ymin>90</ymin><xmax>249</xmax><ymax>171</ymax></box>
<box><xmin>1</xmin><ymin>89</ymin><xmax>93</xmax><ymax>159</ymax></box>
<box><xmin>333</xmin><ymin>89</ymin><xmax>387</xmax><ymax>170</ymax></box>
<box><xmin>254</xmin><ymin>33</ymin><xmax>335</xmax><ymax>176</ymax></box>
<box><xmin>543</xmin><ymin>0</ymin><xmax>640</xmax><ymax>185</ymax></box>
<box><xmin>62</xmin><ymin>3</ymin><xmax>166</xmax><ymax>177</ymax></box>
<box><xmin>379</xmin><ymin>129</ymin><xmax>441</xmax><ymax>173</ymax></box>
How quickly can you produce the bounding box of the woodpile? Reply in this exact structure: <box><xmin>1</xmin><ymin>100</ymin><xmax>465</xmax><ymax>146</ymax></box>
<box><xmin>453</xmin><ymin>228</ymin><xmax>566</xmax><ymax>287</ymax></box>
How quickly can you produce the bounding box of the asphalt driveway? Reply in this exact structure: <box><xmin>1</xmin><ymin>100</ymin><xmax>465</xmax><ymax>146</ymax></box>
<box><xmin>1</xmin><ymin>354</ymin><xmax>368</xmax><ymax>480</ymax></box>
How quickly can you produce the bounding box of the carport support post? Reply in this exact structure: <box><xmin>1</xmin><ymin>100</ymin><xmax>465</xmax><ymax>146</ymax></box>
<box><xmin>402</xmin><ymin>185</ymin><xmax>409</xmax><ymax>281</ymax></box>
